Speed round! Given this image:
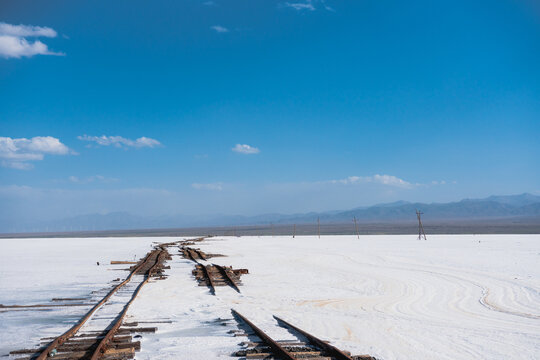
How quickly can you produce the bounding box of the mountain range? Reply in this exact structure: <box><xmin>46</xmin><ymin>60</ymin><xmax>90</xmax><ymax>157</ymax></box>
<box><xmin>3</xmin><ymin>193</ymin><xmax>540</xmax><ymax>234</ymax></box>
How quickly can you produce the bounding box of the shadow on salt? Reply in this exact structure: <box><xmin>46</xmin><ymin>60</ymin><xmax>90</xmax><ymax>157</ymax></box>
<box><xmin>158</xmin><ymin>324</ymin><xmax>227</xmax><ymax>338</ymax></box>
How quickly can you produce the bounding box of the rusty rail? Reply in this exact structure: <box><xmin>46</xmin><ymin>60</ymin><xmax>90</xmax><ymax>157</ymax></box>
<box><xmin>193</xmin><ymin>248</ymin><xmax>207</xmax><ymax>260</ymax></box>
<box><xmin>90</xmin><ymin>250</ymin><xmax>168</xmax><ymax>359</ymax></box>
<box><xmin>273</xmin><ymin>315</ymin><xmax>354</xmax><ymax>360</ymax></box>
<box><xmin>201</xmin><ymin>264</ymin><xmax>216</xmax><ymax>295</ymax></box>
<box><xmin>35</xmin><ymin>249</ymin><xmax>160</xmax><ymax>360</ymax></box>
<box><xmin>231</xmin><ymin>310</ymin><xmax>296</xmax><ymax>360</ymax></box>
<box><xmin>214</xmin><ymin>263</ymin><xmax>241</xmax><ymax>293</ymax></box>
<box><xmin>183</xmin><ymin>247</ymin><xmax>199</xmax><ymax>263</ymax></box>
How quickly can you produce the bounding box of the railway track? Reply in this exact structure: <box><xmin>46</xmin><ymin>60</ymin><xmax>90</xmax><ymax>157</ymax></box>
<box><xmin>8</xmin><ymin>237</ymin><xmax>378</xmax><ymax>359</ymax></box>
<box><xmin>192</xmin><ymin>262</ymin><xmax>247</xmax><ymax>294</ymax></box>
<box><xmin>232</xmin><ymin>310</ymin><xmax>377</xmax><ymax>360</ymax></box>
<box><xmin>181</xmin><ymin>246</ymin><xmax>248</xmax><ymax>295</ymax></box>
<box><xmin>181</xmin><ymin>246</ymin><xmax>208</xmax><ymax>261</ymax></box>
<box><xmin>10</xmin><ymin>246</ymin><xmax>171</xmax><ymax>360</ymax></box>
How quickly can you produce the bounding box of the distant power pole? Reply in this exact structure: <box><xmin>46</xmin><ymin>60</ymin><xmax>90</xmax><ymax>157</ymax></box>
<box><xmin>353</xmin><ymin>216</ymin><xmax>360</xmax><ymax>239</ymax></box>
<box><xmin>416</xmin><ymin>210</ymin><xmax>427</xmax><ymax>240</ymax></box>
<box><xmin>317</xmin><ymin>217</ymin><xmax>320</xmax><ymax>239</ymax></box>
<box><xmin>293</xmin><ymin>224</ymin><xmax>296</xmax><ymax>238</ymax></box>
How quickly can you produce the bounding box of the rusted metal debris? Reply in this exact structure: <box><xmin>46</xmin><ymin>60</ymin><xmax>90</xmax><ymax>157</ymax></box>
<box><xmin>232</xmin><ymin>310</ymin><xmax>378</xmax><ymax>360</ymax></box>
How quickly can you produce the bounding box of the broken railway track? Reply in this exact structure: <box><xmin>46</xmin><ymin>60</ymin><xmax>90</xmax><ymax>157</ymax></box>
<box><xmin>10</xmin><ymin>245</ymin><xmax>172</xmax><ymax>360</ymax></box>
<box><xmin>231</xmin><ymin>310</ymin><xmax>377</xmax><ymax>360</ymax></box>
<box><xmin>181</xmin><ymin>246</ymin><xmax>248</xmax><ymax>295</ymax></box>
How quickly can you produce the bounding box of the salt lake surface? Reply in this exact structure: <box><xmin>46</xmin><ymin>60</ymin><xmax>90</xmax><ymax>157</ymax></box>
<box><xmin>1</xmin><ymin>235</ymin><xmax>539</xmax><ymax>359</ymax></box>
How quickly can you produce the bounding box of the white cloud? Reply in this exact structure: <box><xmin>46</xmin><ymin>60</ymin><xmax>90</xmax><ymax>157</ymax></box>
<box><xmin>0</xmin><ymin>136</ymin><xmax>73</xmax><ymax>170</ymax></box>
<box><xmin>192</xmin><ymin>182</ymin><xmax>223</xmax><ymax>191</ymax></box>
<box><xmin>371</xmin><ymin>174</ymin><xmax>412</xmax><ymax>187</ymax></box>
<box><xmin>211</xmin><ymin>25</ymin><xmax>229</xmax><ymax>33</ymax></box>
<box><xmin>0</xmin><ymin>22</ymin><xmax>64</xmax><ymax>59</ymax></box>
<box><xmin>283</xmin><ymin>0</ymin><xmax>334</xmax><ymax>12</ymax></box>
<box><xmin>232</xmin><ymin>144</ymin><xmax>260</xmax><ymax>154</ymax></box>
<box><xmin>324</xmin><ymin>175</ymin><xmax>451</xmax><ymax>188</ymax></box>
<box><xmin>0</xmin><ymin>23</ymin><xmax>57</xmax><ymax>38</ymax></box>
<box><xmin>284</xmin><ymin>2</ymin><xmax>315</xmax><ymax>11</ymax></box>
<box><xmin>77</xmin><ymin>135</ymin><xmax>162</xmax><ymax>149</ymax></box>
<box><xmin>327</xmin><ymin>174</ymin><xmax>414</xmax><ymax>188</ymax></box>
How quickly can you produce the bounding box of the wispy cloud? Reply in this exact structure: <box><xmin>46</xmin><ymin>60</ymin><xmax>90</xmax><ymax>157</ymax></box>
<box><xmin>0</xmin><ymin>136</ymin><xmax>74</xmax><ymax>170</ymax></box>
<box><xmin>0</xmin><ymin>23</ymin><xmax>57</xmax><ymax>37</ymax></box>
<box><xmin>284</xmin><ymin>2</ymin><xmax>315</xmax><ymax>11</ymax></box>
<box><xmin>324</xmin><ymin>174</ymin><xmax>450</xmax><ymax>188</ymax></box>
<box><xmin>0</xmin><ymin>22</ymin><xmax>64</xmax><ymax>59</ymax></box>
<box><xmin>232</xmin><ymin>144</ymin><xmax>260</xmax><ymax>154</ymax></box>
<box><xmin>69</xmin><ymin>175</ymin><xmax>119</xmax><ymax>184</ymax></box>
<box><xmin>283</xmin><ymin>0</ymin><xmax>334</xmax><ymax>12</ymax></box>
<box><xmin>431</xmin><ymin>180</ymin><xmax>447</xmax><ymax>185</ymax></box>
<box><xmin>210</xmin><ymin>25</ymin><xmax>229</xmax><ymax>33</ymax></box>
<box><xmin>325</xmin><ymin>174</ymin><xmax>414</xmax><ymax>189</ymax></box>
<box><xmin>203</xmin><ymin>1</ymin><xmax>215</xmax><ymax>6</ymax></box>
<box><xmin>77</xmin><ymin>135</ymin><xmax>161</xmax><ymax>149</ymax></box>
<box><xmin>192</xmin><ymin>182</ymin><xmax>223</xmax><ymax>191</ymax></box>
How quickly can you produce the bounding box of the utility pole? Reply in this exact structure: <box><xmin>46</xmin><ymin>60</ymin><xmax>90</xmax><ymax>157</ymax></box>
<box><xmin>293</xmin><ymin>224</ymin><xmax>296</xmax><ymax>238</ymax></box>
<box><xmin>416</xmin><ymin>209</ymin><xmax>427</xmax><ymax>240</ymax></box>
<box><xmin>353</xmin><ymin>216</ymin><xmax>359</xmax><ymax>239</ymax></box>
<box><xmin>317</xmin><ymin>217</ymin><xmax>320</xmax><ymax>239</ymax></box>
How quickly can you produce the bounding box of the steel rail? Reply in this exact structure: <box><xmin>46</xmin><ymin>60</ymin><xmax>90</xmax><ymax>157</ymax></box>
<box><xmin>201</xmin><ymin>264</ymin><xmax>216</xmax><ymax>295</ymax></box>
<box><xmin>273</xmin><ymin>315</ymin><xmax>353</xmax><ymax>360</ymax></box>
<box><xmin>193</xmin><ymin>248</ymin><xmax>207</xmax><ymax>261</ymax></box>
<box><xmin>214</xmin><ymin>263</ymin><xmax>241</xmax><ymax>293</ymax></box>
<box><xmin>184</xmin><ymin>248</ymin><xmax>199</xmax><ymax>263</ymax></box>
<box><xmin>35</xmin><ymin>249</ymin><xmax>160</xmax><ymax>360</ymax></box>
<box><xmin>182</xmin><ymin>247</ymin><xmax>216</xmax><ymax>295</ymax></box>
<box><xmin>90</xmin><ymin>249</ymin><xmax>167</xmax><ymax>360</ymax></box>
<box><xmin>231</xmin><ymin>310</ymin><xmax>297</xmax><ymax>360</ymax></box>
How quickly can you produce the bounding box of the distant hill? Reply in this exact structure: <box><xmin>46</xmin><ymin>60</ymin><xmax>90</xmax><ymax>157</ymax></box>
<box><xmin>3</xmin><ymin>193</ymin><xmax>540</xmax><ymax>233</ymax></box>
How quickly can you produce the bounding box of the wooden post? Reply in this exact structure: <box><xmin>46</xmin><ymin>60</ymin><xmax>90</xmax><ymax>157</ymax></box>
<box><xmin>293</xmin><ymin>224</ymin><xmax>296</xmax><ymax>238</ymax></box>
<box><xmin>353</xmin><ymin>216</ymin><xmax>359</xmax><ymax>239</ymax></box>
<box><xmin>317</xmin><ymin>217</ymin><xmax>320</xmax><ymax>239</ymax></box>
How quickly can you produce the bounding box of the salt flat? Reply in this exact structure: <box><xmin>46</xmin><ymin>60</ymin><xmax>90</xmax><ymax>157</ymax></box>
<box><xmin>1</xmin><ymin>235</ymin><xmax>539</xmax><ymax>359</ymax></box>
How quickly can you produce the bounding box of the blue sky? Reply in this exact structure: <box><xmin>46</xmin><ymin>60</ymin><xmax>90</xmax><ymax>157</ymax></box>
<box><xmin>1</xmin><ymin>0</ymin><xmax>539</xmax><ymax>222</ymax></box>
